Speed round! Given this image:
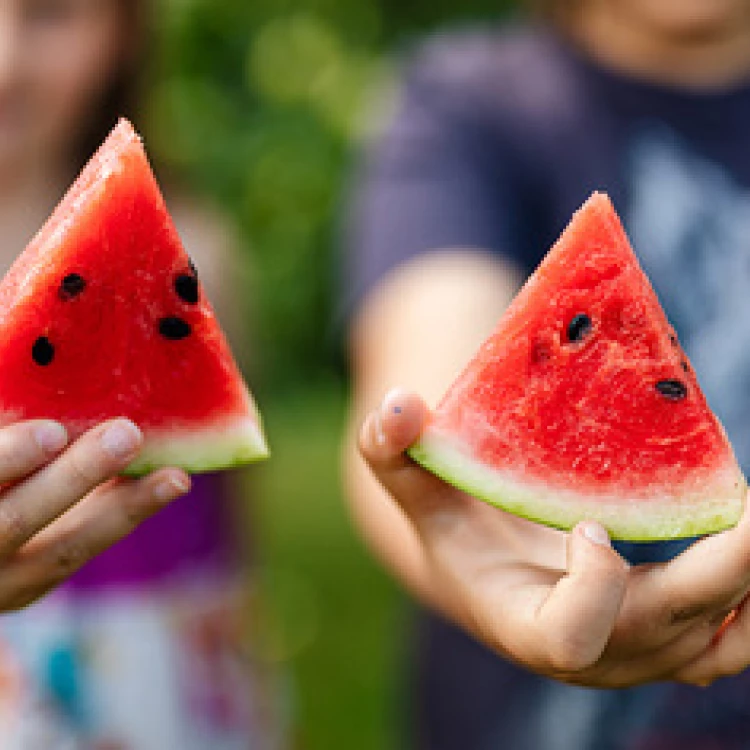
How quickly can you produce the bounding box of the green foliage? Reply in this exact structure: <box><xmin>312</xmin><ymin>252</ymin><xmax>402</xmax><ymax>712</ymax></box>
<box><xmin>248</xmin><ymin>385</ymin><xmax>405</xmax><ymax>750</ymax></box>
<box><xmin>148</xmin><ymin>0</ymin><xmax>514</xmax><ymax>391</ymax></box>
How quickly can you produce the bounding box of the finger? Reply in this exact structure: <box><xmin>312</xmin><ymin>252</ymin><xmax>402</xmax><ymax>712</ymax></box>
<box><xmin>0</xmin><ymin>468</ymin><xmax>190</xmax><ymax>610</ymax></box>
<box><xmin>673</xmin><ymin>596</ymin><xmax>750</xmax><ymax>686</ymax></box>
<box><xmin>625</xmin><ymin>493</ymin><xmax>750</xmax><ymax>632</ymax></box>
<box><xmin>358</xmin><ymin>388</ymin><xmax>473</xmax><ymax>531</ymax></box>
<box><xmin>0</xmin><ymin>420</ymin><xmax>68</xmax><ymax>483</ymax></box>
<box><xmin>597</xmin><ymin>615</ymin><xmax>721</xmax><ymax>687</ymax></box>
<box><xmin>0</xmin><ymin>419</ymin><xmax>142</xmax><ymax>557</ymax></box>
<box><xmin>359</xmin><ymin>388</ymin><xmax>429</xmax><ymax>469</ymax></box>
<box><xmin>530</xmin><ymin>522</ymin><xmax>628</xmax><ymax>673</ymax></box>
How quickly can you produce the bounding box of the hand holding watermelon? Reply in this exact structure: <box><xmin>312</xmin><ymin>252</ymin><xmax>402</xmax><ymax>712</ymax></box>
<box><xmin>0</xmin><ymin>417</ymin><xmax>189</xmax><ymax>612</ymax></box>
<box><xmin>359</xmin><ymin>388</ymin><xmax>750</xmax><ymax>688</ymax></box>
<box><xmin>0</xmin><ymin>119</ymin><xmax>266</xmax><ymax>610</ymax></box>
<box><xmin>352</xmin><ymin>195</ymin><xmax>750</xmax><ymax>688</ymax></box>
<box><xmin>0</xmin><ymin>119</ymin><xmax>267</xmax><ymax>476</ymax></box>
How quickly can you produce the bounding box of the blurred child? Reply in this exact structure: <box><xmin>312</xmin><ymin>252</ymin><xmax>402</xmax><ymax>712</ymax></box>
<box><xmin>0</xmin><ymin>1</ymin><xmax>280</xmax><ymax>747</ymax></box>
<box><xmin>346</xmin><ymin>0</ymin><xmax>750</xmax><ymax>748</ymax></box>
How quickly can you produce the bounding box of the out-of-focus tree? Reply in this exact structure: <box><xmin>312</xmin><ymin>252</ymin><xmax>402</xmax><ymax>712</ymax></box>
<box><xmin>147</xmin><ymin>0</ymin><xmax>512</xmax><ymax>391</ymax></box>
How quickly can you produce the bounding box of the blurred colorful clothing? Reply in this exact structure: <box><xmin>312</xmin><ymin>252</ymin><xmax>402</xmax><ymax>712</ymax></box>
<box><xmin>0</xmin><ymin>474</ymin><xmax>282</xmax><ymax>750</ymax></box>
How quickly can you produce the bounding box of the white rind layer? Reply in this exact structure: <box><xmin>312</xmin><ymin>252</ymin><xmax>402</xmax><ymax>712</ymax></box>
<box><xmin>408</xmin><ymin>431</ymin><xmax>746</xmax><ymax>541</ymax></box>
<box><xmin>124</xmin><ymin>416</ymin><xmax>269</xmax><ymax>476</ymax></box>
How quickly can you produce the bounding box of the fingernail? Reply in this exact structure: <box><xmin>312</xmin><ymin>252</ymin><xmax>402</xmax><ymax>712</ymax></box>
<box><xmin>101</xmin><ymin>420</ymin><xmax>141</xmax><ymax>460</ymax></box>
<box><xmin>383</xmin><ymin>388</ymin><xmax>406</xmax><ymax>415</ymax></box>
<box><xmin>35</xmin><ymin>422</ymin><xmax>68</xmax><ymax>454</ymax></box>
<box><xmin>153</xmin><ymin>473</ymin><xmax>190</xmax><ymax>503</ymax></box>
<box><xmin>581</xmin><ymin>522</ymin><xmax>611</xmax><ymax>547</ymax></box>
<box><xmin>373</xmin><ymin>411</ymin><xmax>387</xmax><ymax>446</ymax></box>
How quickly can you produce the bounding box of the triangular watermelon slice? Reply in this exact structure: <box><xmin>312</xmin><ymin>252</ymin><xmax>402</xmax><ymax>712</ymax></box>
<box><xmin>408</xmin><ymin>193</ymin><xmax>745</xmax><ymax>540</ymax></box>
<box><xmin>0</xmin><ymin>119</ymin><xmax>268</xmax><ymax>475</ymax></box>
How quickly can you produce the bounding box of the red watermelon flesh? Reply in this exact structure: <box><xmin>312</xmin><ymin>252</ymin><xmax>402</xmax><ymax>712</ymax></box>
<box><xmin>0</xmin><ymin>118</ymin><xmax>268</xmax><ymax>475</ymax></box>
<box><xmin>408</xmin><ymin>193</ymin><xmax>745</xmax><ymax>540</ymax></box>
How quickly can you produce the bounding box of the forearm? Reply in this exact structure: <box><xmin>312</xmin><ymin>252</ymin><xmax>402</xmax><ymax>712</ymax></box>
<box><xmin>344</xmin><ymin>250</ymin><xmax>527</xmax><ymax>614</ymax></box>
<box><xmin>343</xmin><ymin>420</ymin><xmax>446</xmax><ymax>610</ymax></box>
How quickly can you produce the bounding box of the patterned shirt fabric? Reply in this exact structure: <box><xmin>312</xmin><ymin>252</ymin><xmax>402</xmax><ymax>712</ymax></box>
<box><xmin>348</xmin><ymin>23</ymin><xmax>750</xmax><ymax>750</ymax></box>
<box><xmin>0</xmin><ymin>468</ymin><xmax>286</xmax><ymax>749</ymax></box>
<box><xmin>0</xmin><ymin>581</ymin><xmax>283</xmax><ymax>750</ymax></box>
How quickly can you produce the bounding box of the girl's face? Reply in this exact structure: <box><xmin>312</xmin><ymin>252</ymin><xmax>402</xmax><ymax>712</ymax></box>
<box><xmin>0</xmin><ymin>0</ymin><xmax>125</xmax><ymax>172</ymax></box>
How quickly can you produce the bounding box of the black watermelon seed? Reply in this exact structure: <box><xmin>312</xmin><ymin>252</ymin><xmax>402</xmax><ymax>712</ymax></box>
<box><xmin>188</xmin><ymin>258</ymin><xmax>198</xmax><ymax>278</ymax></box>
<box><xmin>174</xmin><ymin>274</ymin><xmax>199</xmax><ymax>304</ymax></box>
<box><xmin>681</xmin><ymin>361</ymin><xmax>689</xmax><ymax>372</ymax></box>
<box><xmin>158</xmin><ymin>317</ymin><xmax>191</xmax><ymax>340</ymax></box>
<box><xmin>59</xmin><ymin>273</ymin><xmax>86</xmax><ymax>300</ymax></box>
<box><xmin>655</xmin><ymin>379</ymin><xmax>687</xmax><ymax>400</ymax></box>
<box><xmin>669</xmin><ymin>333</ymin><xmax>678</xmax><ymax>346</ymax></box>
<box><xmin>32</xmin><ymin>336</ymin><xmax>54</xmax><ymax>366</ymax></box>
<box><xmin>567</xmin><ymin>313</ymin><xmax>592</xmax><ymax>343</ymax></box>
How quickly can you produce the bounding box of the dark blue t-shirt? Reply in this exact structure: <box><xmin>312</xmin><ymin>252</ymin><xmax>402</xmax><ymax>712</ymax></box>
<box><xmin>348</xmin><ymin>24</ymin><xmax>750</xmax><ymax>750</ymax></box>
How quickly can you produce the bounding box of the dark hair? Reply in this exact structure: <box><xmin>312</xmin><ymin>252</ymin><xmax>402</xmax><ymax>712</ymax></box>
<box><xmin>76</xmin><ymin>0</ymin><xmax>150</xmax><ymax>168</ymax></box>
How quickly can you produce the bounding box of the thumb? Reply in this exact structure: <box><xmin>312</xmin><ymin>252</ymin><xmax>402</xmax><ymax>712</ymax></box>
<box><xmin>535</xmin><ymin>522</ymin><xmax>628</xmax><ymax>673</ymax></box>
<box><xmin>358</xmin><ymin>388</ymin><xmax>473</xmax><ymax>532</ymax></box>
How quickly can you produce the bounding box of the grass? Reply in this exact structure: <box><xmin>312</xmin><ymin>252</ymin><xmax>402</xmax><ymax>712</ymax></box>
<box><xmin>247</xmin><ymin>382</ymin><xmax>406</xmax><ymax>750</ymax></box>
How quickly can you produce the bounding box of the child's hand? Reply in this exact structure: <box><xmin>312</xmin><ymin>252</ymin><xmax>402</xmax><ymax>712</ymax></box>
<box><xmin>0</xmin><ymin>418</ymin><xmax>189</xmax><ymax>611</ymax></box>
<box><xmin>359</xmin><ymin>388</ymin><xmax>750</xmax><ymax>688</ymax></box>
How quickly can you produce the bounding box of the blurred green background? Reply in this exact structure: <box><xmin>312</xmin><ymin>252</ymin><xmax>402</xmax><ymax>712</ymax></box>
<box><xmin>146</xmin><ymin>1</ymin><xmax>513</xmax><ymax>748</ymax></box>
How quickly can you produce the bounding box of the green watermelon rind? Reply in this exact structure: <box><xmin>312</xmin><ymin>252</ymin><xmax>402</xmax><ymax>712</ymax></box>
<box><xmin>123</xmin><ymin>417</ymin><xmax>269</xmax><ymax>477</ymax></box>
<box><xmin>408</xmin><ymin>433</ymin><xmax>747</xmax><ymax>541</ymax></box>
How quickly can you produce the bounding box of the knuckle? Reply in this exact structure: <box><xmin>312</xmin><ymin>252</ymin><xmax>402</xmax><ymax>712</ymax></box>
<box><xmin>545</xmin><ymin>634</ymin><xmax>596</xmax><ymax>674</ymax></box>
<box><xmin>0</xmin><ymin>502</ymin><xmax>29</xmax><ymax>550</ymax></box>
<box><xmin>117</xmin><ymin>483</ymin><xmax>151</xmax><ymax>529</ymax></box>
<box><xmin>66</xmin><ymin>449</ymin><xmax>103</xmax><ymax>488</ymax></box>
<box><xmin>595</xmin><ymin>549</ymin><xmax>629</xmax><ymax>579</ymax></box>
<box><xmin>667</xmin><ymin>603</ymin><xmax>707</xmax><ymax>626</ymax></box>
<box><xmin>0</xmin><ymin>431</ymin><xmax>38</xmax><ymax>479</ymax></box>
<box><xmin>595</xmin><ymin>563</ymin><xmax>628</xmax><ymax>595</ymax></box>
<box><xmin>51</xmin><ymin>539</ymin><xmax>89</xmax><ymax>581</ymax></box>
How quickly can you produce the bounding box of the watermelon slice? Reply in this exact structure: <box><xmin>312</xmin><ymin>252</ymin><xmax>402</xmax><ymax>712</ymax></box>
<box><xmin>0</xmin><ymin>118</ymin><xmax>268</xmax><ymax>475</ymax></box>
<box><xmin>408</xmin><ymin>193</ymin><xmax>745</xmax><ymax>540</ymax></box>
